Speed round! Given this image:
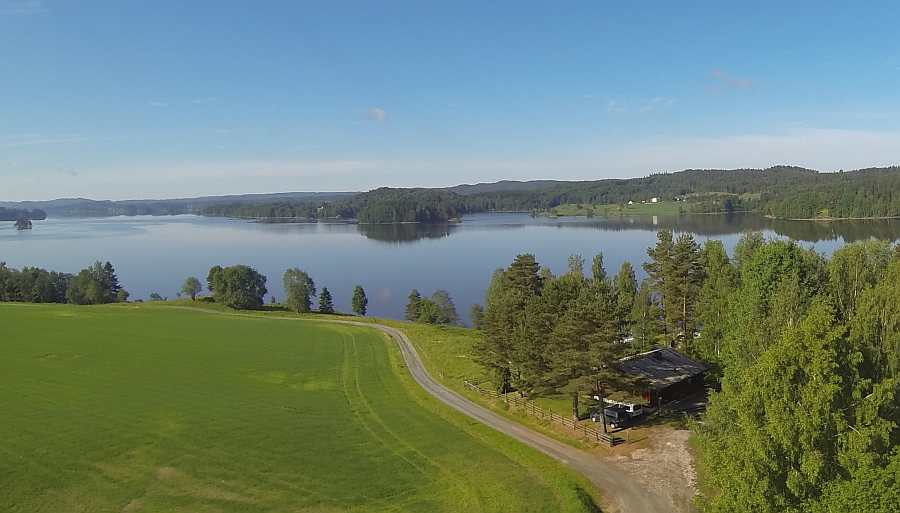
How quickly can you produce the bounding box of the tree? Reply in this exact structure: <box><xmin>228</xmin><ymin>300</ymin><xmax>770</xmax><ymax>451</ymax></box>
<box><xmin>65</xmin><ymin>261</ymin><xmax>126</xmax><ymax>305</ymax></box>
<box><xmin>695</xmin><ymin>240</ymin><xmax>737</xmax><ymax>366</ymax></box>
<box><xmin>416</xmin><ymin>298</ymin><xmax>441</xmax><ymax>323</ymax></box>
<box><xmin>206</xmin><ymin>265</ymin><xmax>223</xmax><ymax>295</ymax></box>
<box><xmin>405</xmin><ymin>289</ymin><xmax>422</xmax><ymax>321</ymax></box>
<box><xmin>284</xmin><ymin>268</ymin><xmax>316</xmax><ymax>313</ymax></box>
<box><xmin>212</xmin><ymin>265</ymin><xmax>267</xmax><ymax>310</ymax></box>
<box><xmin>644</xmin><ymin>231</ymin><xmax>704</xmax><ymax>348</ymax></box>
<box><xmin>181</xmin><ymin>277</ymin><xmax>202</xmax><ymax>300</ymax></box>
<box><xmin>149</xmin><ymin>292</ymin><xmax>164</xmax><ymax>301</ymax></box>
<box><xmin>469</xmin><ymin>304</ymin><xmax>485</xmax><ymax>329</ymax></box>
<box><xmin>613</xmin><ymin>261</ymin><xmax>638</xmax><ymax>338</ymax></box>
<box><xmin>827</xmin><ymin>240</ymin><xmax>892</xmax><ymax>320</ymax></box>
<box><xmin>476</xmin><ymin>254</ymin><xmax>544</xmax><ymax>393</ymax></box>
<box><xmin>630</xmin><ymin>279</ymin><xmax>662</xmax><ymax>352</ymax></box>
<box><xmin>351</xmin><ymin>285</ymin><xmax>368</xmax><ymax>316</ymax></box>
<box><xmin>697</xmin><ymin>300</ymin><xmax>897</xmax><ymax>513</ymax></box>
<box><xmin>318</xmin><ymin>287</ymin><xmax>334</xmax><ymax>314</ymax></box>
<box><xmin>430</xmin><ymin>289</ymin><xmax>458</xmax><ymax>324</ymax></box>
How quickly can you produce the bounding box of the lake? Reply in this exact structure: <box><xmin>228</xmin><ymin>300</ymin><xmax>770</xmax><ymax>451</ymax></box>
<box><xmin>3</xmin><ymin>212</ymin><xmax>900</xmax><ymax>324</ymax></box>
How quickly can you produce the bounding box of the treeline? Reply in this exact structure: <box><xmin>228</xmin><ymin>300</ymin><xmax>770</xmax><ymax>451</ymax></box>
<box><xmin>196</xmin><ymin>265</ymin><xmax>368</xmax><ymax>316</ymax></box>
<box><xmin>200</xmin><ymin>188</ymin><xmax>468</xmax><ymax>224</ymax></box>
<box><xmin>404</xmin><ymin>289</ymin><xmax>459</xmax><ymax>324</ymax></box>
<box><xmin>0</xmin><ymin>207</ymin><xmax>47</xmax><ymax>221</ymax></box>
<box><xmin>471</xmin><ymin>233</ymin><xmax>900</xmax><ymax>513</ymax></box>
<box><xmin>0</xmin><ymin>261</ymin><xmax>128</xmax><ymax>304</ymax></box>
<box><xmin>198</xmin><ymin>166</ymin><xmax>900</xmax><ymax>223</ymax></box>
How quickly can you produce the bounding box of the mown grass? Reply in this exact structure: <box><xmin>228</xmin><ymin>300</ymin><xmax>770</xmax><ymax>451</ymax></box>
<box><xmin>1</xmin><ymin>302</ymin><xmax>600</xmax><ymax>513</ymax></box>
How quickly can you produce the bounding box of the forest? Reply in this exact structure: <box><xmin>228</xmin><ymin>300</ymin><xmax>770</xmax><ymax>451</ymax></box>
<box><xmin>0</xmin><ymin>207</ymin><xmax>47</xmax><ymax>221</ymax></box>
<box><xmin>198</xmin><ymin>166</ymin><xmax>900</xmax><ymax>223</ymax></box>
<box><xmin>470</xmin><ymin>233</ymin><xmax>899</xmax><ymax>513</ymax></box>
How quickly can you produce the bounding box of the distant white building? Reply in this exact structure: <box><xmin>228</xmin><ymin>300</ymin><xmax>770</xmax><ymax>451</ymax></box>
<box><xmin>650</xmin><ymin>197</ymin><xmax>659</xmax><ymax>203</ymax></box>
<box><xmin>627</xmin><ymin>200</ymin><xmax>634</xmax><ymax>205</ymax></box>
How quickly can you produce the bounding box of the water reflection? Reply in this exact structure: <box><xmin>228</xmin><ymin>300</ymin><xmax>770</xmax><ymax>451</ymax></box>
<box><xmin>352</xmin><ymin>213</ymin><xmax>900</xmax><ymax>244</ymax></box>
<box><xmin>357</xmin><ymin>223</ymin><xmax>453</xmax><ymax>244</ymax></box>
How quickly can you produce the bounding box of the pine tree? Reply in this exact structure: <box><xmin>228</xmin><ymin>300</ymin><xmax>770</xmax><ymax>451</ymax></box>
<box><xmin>351</xmin><ymin>285</ymin><xmax>368</xmax><ymax>316</ymax></box>
<box><xmin>613</xmin><ymin>261</ymin><xmax>638</xmax><ymax>338</ymax></box>
<box><xmin>318</xmin><ymin>287</ymin><xmax>334</xmax><ymax>314</ymax></box>
<box><xmin>404</xmin><ymin>289</ymin><xmax>422</xmax><ymax>321</ymax></box>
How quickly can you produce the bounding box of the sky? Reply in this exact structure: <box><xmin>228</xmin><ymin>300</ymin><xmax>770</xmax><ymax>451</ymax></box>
<box><xmin>3</xmin><ymin>0</ymin><xmax>900</xmax><ymax>201</ymax></box>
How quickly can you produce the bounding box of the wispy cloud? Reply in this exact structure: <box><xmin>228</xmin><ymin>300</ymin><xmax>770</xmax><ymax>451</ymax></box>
<box><xmin>190</xmin><ymin>96</ymin><xmax>218</xmax><ymax>105</ymax></box>
<box><xmin>709</xmin><ymin>69</ymin><xmax>753</xmax><ymax>90</ymax></box>
<box><xmin>0</xmin><ymin>0</ymin><xmax>47</xmax><ymax>15</ymax></box>
<box><xmin>607</xmin><ymin>97</ymin><xmax>672</xmax><ymax>114</ymax></box>
<box><xmin>366</xmin><ymin>107</ymin><xmax>387</xmax><ymax>122</ymax></box>
<box><xmin>0</xmin><ymin>134</ymin><xmax>87</xmax><ymax>149</ymax></box>
<box><xmin>639</xmin><ymin>97</ymin><xmax>674</xmax><ymax>113</ymax></box>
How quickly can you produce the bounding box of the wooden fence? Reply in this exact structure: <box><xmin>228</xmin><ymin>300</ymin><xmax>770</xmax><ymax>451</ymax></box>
<box><xmin>463</xmin><ymin>380</ymin><xmax>619</xmax><ymax>446</ymax></box>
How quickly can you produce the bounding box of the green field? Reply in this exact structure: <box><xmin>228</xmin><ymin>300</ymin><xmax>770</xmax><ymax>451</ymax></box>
<box><xmin>549</xmin><ymin>202</ymin><xmax>684</xmax><ymax>217</ymax></box>
<box><xmin>1</xmin><ymin>303</ymin><xmax>599</xmax><ymax>513</ymax></box>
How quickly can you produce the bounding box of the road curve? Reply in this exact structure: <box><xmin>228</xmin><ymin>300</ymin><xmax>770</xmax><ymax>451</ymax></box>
<box><xmin>165</xmin><ymin>307</ymin><xmax>672</xmax><ymax>513</ymax></box>
<box><xmin>327</xmin><ymin>319</ymin><xmax>673</xmax><ymax>513</ymax></box>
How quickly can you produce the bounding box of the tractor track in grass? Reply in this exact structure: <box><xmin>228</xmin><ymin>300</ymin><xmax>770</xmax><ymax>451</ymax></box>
<box><xmin>166</xmin><ymin>307</ymin><xmax>674</xmax><ymax>513</ymax></box>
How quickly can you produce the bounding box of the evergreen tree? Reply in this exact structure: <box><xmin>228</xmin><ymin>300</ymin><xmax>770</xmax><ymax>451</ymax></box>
<box><xmin>318</xmin><ymin>287</ymin><xmax>334</xmax><ymax>314</ymax></box>
<box><xmin>644</xmin><ymin>231</ymin><xmax>704</xmax><ymax>349</ymax></box>
<box><xmin>469</xmin><ymin>304</ymin><xmax>485</xmax><ymax>329</ymax></box>
<box><xmin>405</xmin><ymin>289</ymin><xmax>422</xmax><ymax>321</ymax></box>
<box><xmin>630</xmin><ymin>279</ymin><xmax>662</xmax><ymax>352</ymax></box>
<box><xmin>477</xmin><ymin>254</ymin><xmax>543</xmax><ymax>392</ymax></box>
<box><xmin>431</xmin><ymin>289</ymin><xmax>458</xmax><ymax>324</ymax></box>
<box><xmin>416</xmin><ymin>299</ymin><xmax>440</xmax><ymax>324</ymax></box>
<box><xmin>613</xmin><ymin>261</ymin><xmax>638</xmax><ymax>338</ymax></box>
<box><xmin>351</xmin><ymin>285</ymin><xmax>368</xmax><ymax>316</ymax></box>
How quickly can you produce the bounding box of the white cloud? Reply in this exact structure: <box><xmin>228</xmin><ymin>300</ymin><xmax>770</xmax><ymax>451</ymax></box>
<box><xmin>366</xmin><ymin>107</ymin><xmax>387</xmax><ymax>122</ymax></box>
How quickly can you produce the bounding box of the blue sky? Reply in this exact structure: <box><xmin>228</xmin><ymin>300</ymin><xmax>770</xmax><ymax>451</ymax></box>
<box><xmin>3</xmin><ymin>1</ymin><xmax>900</xmax><ymax>200</ymax></box>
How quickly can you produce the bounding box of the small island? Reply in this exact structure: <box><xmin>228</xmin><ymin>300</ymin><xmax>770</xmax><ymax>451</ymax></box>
<box><xmin>15</xmin><ymin>218</ymin><xmax>33</xmax><ymax>230</ymax></box>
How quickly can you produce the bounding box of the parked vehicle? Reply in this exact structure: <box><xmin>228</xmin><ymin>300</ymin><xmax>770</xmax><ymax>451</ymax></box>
<box><xmin>590</xmin><ymin>400</ymin><xmax>648</xmax><ymax>428</ymax></box>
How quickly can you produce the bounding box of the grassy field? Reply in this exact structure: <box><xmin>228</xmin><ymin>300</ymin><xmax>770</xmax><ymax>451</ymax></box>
<box><xmin>549</xmin><ymin>202</ymin><xmax>684</xmax><ymax>217</ymax></box>
<box><xmin>1</xmin><ymin>303</ymin><xmax>600</xmax><ymax>513</ymax></box>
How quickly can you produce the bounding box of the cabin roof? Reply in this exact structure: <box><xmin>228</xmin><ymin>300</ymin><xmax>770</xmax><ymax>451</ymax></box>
<box><xmin>618</xmin><ymin>347</ymin><xmax>707</xmax><ymax>389</ymax></box>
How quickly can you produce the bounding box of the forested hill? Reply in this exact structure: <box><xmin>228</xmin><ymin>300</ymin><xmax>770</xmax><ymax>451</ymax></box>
<box><xmin>199</xmin><ymin>166</ymin><xmax>900</xmax><ymax>223</ymax></box>
<box><xmin>0</xmin><ymin>207</ymin><xmax>47</xmax><ymax>222</ymax></box>
<box><xmin>0</xmin><ymin>192</ymin><xmax>354</xmax><ymax>218</ymax></box>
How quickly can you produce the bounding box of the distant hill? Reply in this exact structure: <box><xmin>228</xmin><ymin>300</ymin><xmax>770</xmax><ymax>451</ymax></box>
<box><xmin>444</xmin><ymin>180</ymin><xmax>573</xmax><ymax>195</ymax></box>
<box><xmin>0</xmin><ymin>192</ymin><xmax>357</xmax><ymax>218</ymax></box>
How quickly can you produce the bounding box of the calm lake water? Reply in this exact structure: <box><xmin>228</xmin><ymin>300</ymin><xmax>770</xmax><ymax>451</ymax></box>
<box><xmin>3</xmin><ymin>212</ymin><xmax>900</xmax><ymax>324</ymax></box>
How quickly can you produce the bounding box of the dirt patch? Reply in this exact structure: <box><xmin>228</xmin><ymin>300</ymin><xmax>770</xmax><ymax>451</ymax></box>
<box><xmin>605</xmin><ymin>426</ymin><xmax>697</xmax><ymax>512</ymax></box>
<box><xmin>155</xmin><ymin>466</ymin><xmax>180</xmax><ymax>481</ymax></box>
<box><xmin>122</xmin><ymin>498</ymin><xmax>144</xmax><ymax>512</ymax></box>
